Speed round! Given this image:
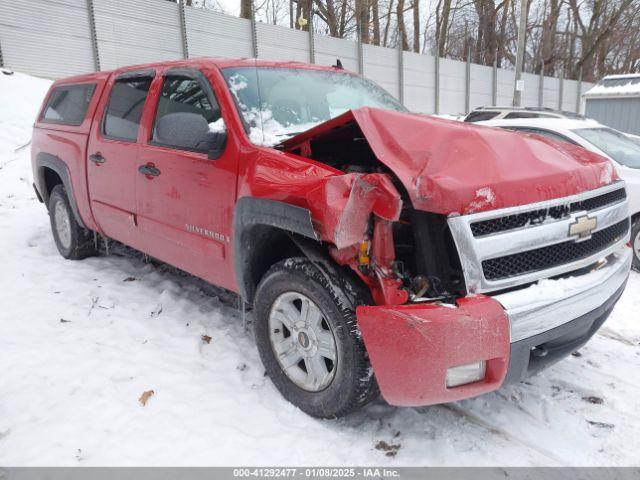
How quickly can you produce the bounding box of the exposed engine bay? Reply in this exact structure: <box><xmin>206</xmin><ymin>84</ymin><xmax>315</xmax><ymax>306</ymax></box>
<box><xmin>280</xmin><ymin>117</ymin><xmax>466</xmax><ymax>303</ymax></box>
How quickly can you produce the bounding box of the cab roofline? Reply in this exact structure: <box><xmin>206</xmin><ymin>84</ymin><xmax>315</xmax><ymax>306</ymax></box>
<box><xmin>50</xmin><ymin>57</ymin><xmax>356</xmax><ymax>85</ymax></box>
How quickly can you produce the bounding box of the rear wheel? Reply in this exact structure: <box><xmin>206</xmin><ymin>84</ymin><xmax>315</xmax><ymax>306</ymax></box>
<box><xmin>632</xmin><ymin>218</ymin><xmax>640</xmax><ymax>272</ymax></box>
<box><xmin>254</xmin><ymin>258</ymin><xmax>377</xmax><ymax>418</ymax></box>
<box><xmin>48</xmin><ymin>184</ymin><xmax>97</xmax><ymax>260</ymax></box>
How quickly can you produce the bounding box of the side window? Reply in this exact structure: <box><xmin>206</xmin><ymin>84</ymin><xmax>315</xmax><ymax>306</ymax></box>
<box><xmin>42</xmin><ymin>84</ymin><xmax>95</xmax><ymax>125</ymax></box>
<box><xmin>152</xmin><ymin>75</ymin><xmax>224</xmax><ymax>152</ymax></box>
<box><xmin>504</xmin><ymin>112</ymin><xmax>554</xmax><ymax>119</ymax></box>
<box><xmin>464</xmin><ymin>111</ymin><xmax>500</xmax><ymax>122</ymax></box>
<box><xmin>103</xmin><ymin>77</ymin><xmax>153</xmax><ymax>141</ymax></box>
<box><xmin>509</xmin><ymin>127</ymin><xmax>577</xmax><ymax>145</ymax></box>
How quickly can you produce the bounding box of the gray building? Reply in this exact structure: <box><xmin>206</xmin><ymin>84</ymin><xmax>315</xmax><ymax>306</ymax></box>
<box><xmin>584</xmin><ymin>74</ymin><xmax>640</xmax><ymax>135</ymax></box>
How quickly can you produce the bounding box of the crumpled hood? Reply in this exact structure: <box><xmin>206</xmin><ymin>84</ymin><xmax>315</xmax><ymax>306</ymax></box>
<box><xmin>280</xmin><ymin>108</ymin><xmax>616</xmax><ymax>215</ymax></box>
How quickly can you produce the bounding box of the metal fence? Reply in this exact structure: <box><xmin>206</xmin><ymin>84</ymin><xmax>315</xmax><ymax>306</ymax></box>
<box><xmin>0</xmin><ymin>0</ymin><xmax>594</xmax><ymax>115</ymax></box>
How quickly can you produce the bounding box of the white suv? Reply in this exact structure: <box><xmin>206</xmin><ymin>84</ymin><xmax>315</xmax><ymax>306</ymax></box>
<box><xmin>465</xmin><ymin>107</ymin><xmax>585</xmax><ymax>123</ymax></box>
<box><xmin>478</xmin><ymin>117</ymin><xmax>640</xmax><ymax>270</ymax></box>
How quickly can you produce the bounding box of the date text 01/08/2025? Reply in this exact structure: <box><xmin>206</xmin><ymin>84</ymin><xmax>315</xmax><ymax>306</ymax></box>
<box><xmin>232</xmin><ymin>468</ymin><xmax>400</xmax><ymax>478</ymax></box>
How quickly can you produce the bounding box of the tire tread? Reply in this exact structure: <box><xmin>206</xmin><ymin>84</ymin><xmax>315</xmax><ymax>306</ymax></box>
<box><xmin>255</xmin><ymin>257</ymin><xmax>378</xmax><ymax>418</ymax></box>
<box><xmin>48</xmin><ymin>184</ymin><xmax>97</xmax><ymax>260</ymax></box>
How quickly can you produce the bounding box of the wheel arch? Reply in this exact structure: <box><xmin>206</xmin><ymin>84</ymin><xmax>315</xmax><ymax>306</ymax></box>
<box><xmin>34</xmin><ymin>153</ymin><xmax>87</xmax><ymax>229</ymax></box>
<box><xmin>233</xmin><ymin>197</ymin><xmax>321</xmax><ymax>304</ymax></box>
<box><xmin>233</xmin><ymin>197</ymin><xmax>372</xmax><ymax>308</ymax></box>
<box><xmin>236</xmin><ymin>196</ymin><xmax>342</xmax><ymax>296</ymax></box>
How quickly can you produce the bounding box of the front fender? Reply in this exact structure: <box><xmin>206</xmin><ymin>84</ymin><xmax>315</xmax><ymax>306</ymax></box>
<box><xmin>233</xmin><ymin>197</ymin><xmax>320</xmax><ymax>302</ymax></box>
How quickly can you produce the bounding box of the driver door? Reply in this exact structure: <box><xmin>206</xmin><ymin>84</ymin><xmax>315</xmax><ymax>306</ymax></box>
<box><xmin>135</xmin><ymin>67</ymin><xmax>238</xmax><ymax>291</ymax></box>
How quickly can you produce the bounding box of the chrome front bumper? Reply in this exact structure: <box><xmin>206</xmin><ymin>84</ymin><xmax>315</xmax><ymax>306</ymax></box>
<box><xmin>492</xmin><ymin>246</ymin><xmax>632</xmax><ymax>342</ymax></box>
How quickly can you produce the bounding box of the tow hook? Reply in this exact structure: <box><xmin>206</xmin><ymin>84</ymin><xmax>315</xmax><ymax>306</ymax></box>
<box><xmin>531</xmin><ymin>345</ymin><xmax>549</xmax><ymax>358</ymax></box>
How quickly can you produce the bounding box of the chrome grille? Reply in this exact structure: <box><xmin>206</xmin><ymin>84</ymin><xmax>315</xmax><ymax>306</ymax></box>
<box><xmin>482</xmin><ymin>218</ymin><xmax>630</xmax><ymax>280</ymax></box>
<box><xmin>470</xmin><ymin>188</ymin><xmax>627</xmax><ymax>237</ymax></box>
<box><xmin>447</xmin><ymin>182</ymin><xmax>630</xmax><ymax>294</ymax></box>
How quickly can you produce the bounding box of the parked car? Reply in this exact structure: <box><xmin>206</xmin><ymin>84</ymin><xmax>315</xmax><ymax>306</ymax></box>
<box><xmin>477</xmin><ymin>117</ymin><xmax>640</xmax><ymax>270</ymax></box>
<box><xmin>31</xmin><ymin>58</ymin><xmax>632</xmax><ymax>418</ymax></box>
<box><xmin>464</xmin><ymin>106</ymin><xmax>585</xmax><ymax>123</ymax></box>
<box><xmin>627</xmin><ymin>132</ymin><xmax>640</xmax><ymax>146</ymax></box>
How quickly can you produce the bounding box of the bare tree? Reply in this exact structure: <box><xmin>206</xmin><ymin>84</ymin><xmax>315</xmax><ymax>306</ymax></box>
<box><xmin>412</xmin><ymin>0</ymin><xmax>419</xmax><ymax>52</ymax></box>
<box><xmin>567</xmin><ymin>0</ymin><xmax>636</xmax><ymax>80</ymax></box>
<box><xmin>382</xmin><ymin>0</ymin><xmax>395</xmax><ymax>46</ymax></box>
<box><xmin>435</xmin><ymin>0</ymin><xmax>453</xmax><ymax>56</ymax></box>
<box><xmin>372</xmin><ymin>0</ymin><xmax>381</xmax><ymax>44</ymax></box>
<box><xmin>240</xmin><ymin>0</ymin><xmax>252</xmax><ymax>19</ymax></box>
<box><xmin>181</xmin><ymin>0</ymin><xmax>640</xmax><ymax>80</ymax></box>
<box><xmin>396</xmin><ymin>0</ymin><xmax>408</xmax><ymax>49</ymax></box>
<box><xmin>314</xmin><ymin>0</ymin><xmax>340</xmax><ymax>36</ymax></box>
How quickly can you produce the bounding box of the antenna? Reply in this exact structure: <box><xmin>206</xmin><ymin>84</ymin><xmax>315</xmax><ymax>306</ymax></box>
<box><xmin>333</xmin><ymin>59</ymin><xmax>344</xmax><ymax>70</ymax></box>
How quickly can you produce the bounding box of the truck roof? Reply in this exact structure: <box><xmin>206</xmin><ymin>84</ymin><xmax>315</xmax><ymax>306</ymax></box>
<box><xmin>51</xmin><ymin>57</ymin><xmax>351</xmax><ymax>85</ymax></box>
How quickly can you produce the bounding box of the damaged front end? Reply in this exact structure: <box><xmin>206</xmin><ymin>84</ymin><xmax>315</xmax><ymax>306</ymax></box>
<box><xmin>297</xmin><ymin>163</ymin><xmax>469</xmax><ymax>307</ymax></box>
<box><xmin>304</xmin><ymin>173</ymin><xmax>408</xmax><ymax>306</ymax></box>
<box><xmin>357</xmin><ymin>296</ymin><xmax>510</xmax><ymax>406</ymax></box>
<box><xmin>296</xmin><ymin>171</ymin><xmax>509</xmax><ymax>404</ymax></box>
<box><xmin>281</xmin><ymin>110</ymin><xmax>479</xmax><ymax>307</ymax></box>
<box><xmin>278</xmin><ymin>107</ymin><xmax>622</xmax><ymax>406</ymax></box>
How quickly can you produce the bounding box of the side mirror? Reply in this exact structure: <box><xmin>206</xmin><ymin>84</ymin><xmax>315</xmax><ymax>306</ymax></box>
<box><xmin>207</xmin><ymin>130</ymin><xmax>227</xmax><ymax>160</ymax></box>
<box><xmin>154</xmin><ymin>112</ymin><xmax>226</xmax><ymax>158</ymax></box>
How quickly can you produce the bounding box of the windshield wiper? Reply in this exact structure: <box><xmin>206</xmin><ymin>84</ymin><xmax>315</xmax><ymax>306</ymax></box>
<box><xmin>275</xmin><ymin>131</ymin><xmax>305</xmax><ymax>137</ymax></box>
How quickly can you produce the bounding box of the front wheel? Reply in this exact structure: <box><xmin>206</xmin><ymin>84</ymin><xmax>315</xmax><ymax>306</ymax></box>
<box><xmin>254</xmin><ymin>258</ymin><xmax>377</xmax><ymax>418</ymax></box>
<box><xmin>632</xmin><ymin>218</ymin><xmax>640</xmax><ymax>272</ymax></box>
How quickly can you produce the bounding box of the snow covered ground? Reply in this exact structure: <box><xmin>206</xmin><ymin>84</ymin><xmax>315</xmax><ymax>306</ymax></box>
<box><xmin>0</xmin><ymin>70</ymin><xmax>639</xmax><ymax>467</ymax></box>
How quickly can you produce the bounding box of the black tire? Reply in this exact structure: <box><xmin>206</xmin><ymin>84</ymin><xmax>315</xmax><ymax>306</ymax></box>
<box><xmin>48</xmin><ymin>184</ymin><xmax>97</xmax><ymax>260</ymax></box>
<box><xmin>632</xmin><ymin>218</ymin><xmax>640</xmax><ymax>272</ymax></box>
<box><xmin>254</xmin><ymin>258</ymin><xmax>378</xmax><ymax>418</ymax></box>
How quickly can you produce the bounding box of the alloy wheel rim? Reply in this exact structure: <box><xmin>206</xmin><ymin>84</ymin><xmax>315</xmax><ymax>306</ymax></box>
<box><xmin>54</xmin><ymin>201</ymin><xmax>72</xmax><ymax>250</ymax></box>
<box><xmin>634</xmin><ymin>229</ymin><xmax>640</xmax><ymax>262</ymax></box>
<box><xmin>268</xmin><ymin>292</ymin><xmax>338</xmax><ymax>392</ymax></box>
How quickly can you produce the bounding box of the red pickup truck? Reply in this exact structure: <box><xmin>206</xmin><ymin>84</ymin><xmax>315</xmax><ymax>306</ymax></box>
<box><xmin>31</xmin><ymin>58</ymin><xmax>632</xmax><ymax>418</ymax></box>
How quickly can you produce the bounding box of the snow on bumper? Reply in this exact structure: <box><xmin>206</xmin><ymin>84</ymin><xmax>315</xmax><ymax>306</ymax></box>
<box><xmin>356</xmin><ymin>245</ymin><xmax>632</xmax><ymax>407</ymax></box>
<box><xmin>494</xmin><ymin>245</ymin><xmax>632</xmax><ymax>342</ymax></box>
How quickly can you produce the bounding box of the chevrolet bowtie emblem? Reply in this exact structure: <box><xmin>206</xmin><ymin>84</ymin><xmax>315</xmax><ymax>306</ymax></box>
<box><xmin>569</xmin><ymin>215</ymin><xmax>597</xmax><ymax>239</ymax></box>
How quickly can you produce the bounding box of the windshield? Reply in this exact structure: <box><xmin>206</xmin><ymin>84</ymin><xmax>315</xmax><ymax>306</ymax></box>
<box><xmin>221</xmin><ymin>67</ymin><xmax>407</xmax><ymax>146</ymax></box>
<box><xmin>572</xmin><ymin>127</ymin><xmax>640</xmax><ymax>168</ymax></box>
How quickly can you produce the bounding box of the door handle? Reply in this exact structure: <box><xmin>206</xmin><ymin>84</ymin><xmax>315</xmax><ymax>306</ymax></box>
<box><xmin>138</xmin><ymin>164</ymin><xmax>161</xmax><ymax>177</ymax></box>
<box><xmin>89</xmin><ymin>153</ymin><xmax>106</xmax><ymax>164</ymax></box>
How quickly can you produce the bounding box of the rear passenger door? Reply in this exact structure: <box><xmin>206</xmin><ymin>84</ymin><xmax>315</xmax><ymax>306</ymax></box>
<box><xmin>135</xmin><ymin>67</ymin><xmax>238</xmax><ymax>291</ymax></box>
<box><xmin>87</xmin><ymin>70</ymin><xmax>154</xmax><ymax>249</ymax></box>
